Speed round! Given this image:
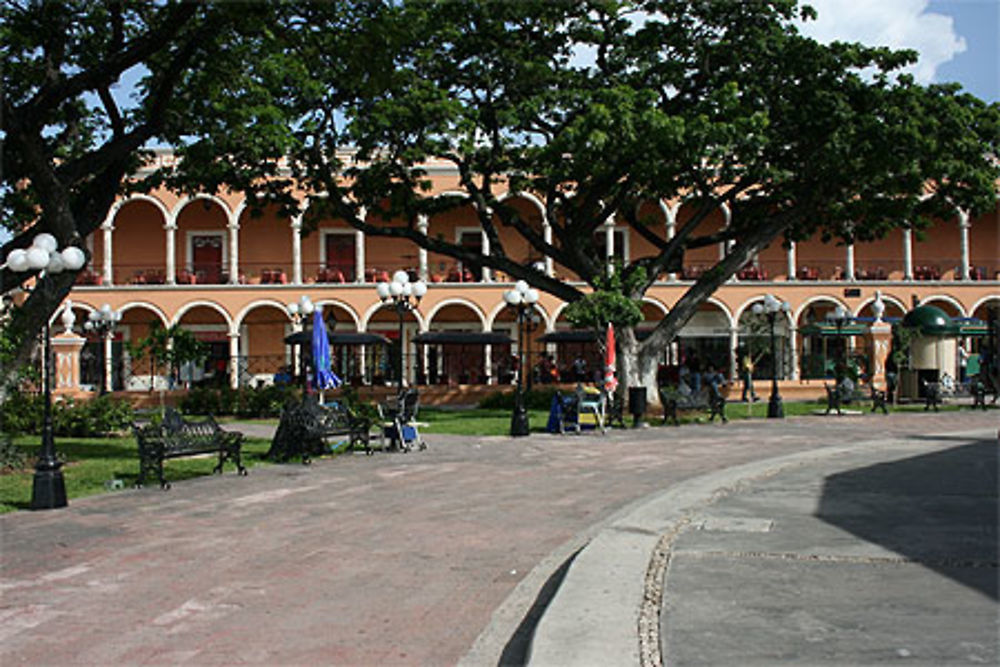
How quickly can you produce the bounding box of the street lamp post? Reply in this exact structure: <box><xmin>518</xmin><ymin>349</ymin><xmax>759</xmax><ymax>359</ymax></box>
<box><xmin>84</xmin><ymin>304</ymin><xmax>121</xmax><ymax>395</ymax></box>
<box><xmin>826</xmin><ymin>305</ymin><xmax>850</xmax><ymax>384</ymax></box>
<box><xmin>3</xmin><ymin>233</ymin><xmax>87</xmax><ymax>510</ymax></box>
<box><xmin>375</xmin><ymin>270</ymin><xmax>427</xmax><ymax>395</ymax></box>
<box><xmin>286</xmin><ymin>295</ymin><xmax>315</xmax><ymax>394</ymax></box>
<box><xmin>503</xmin><ymin>280</ymin><xmax>540</xmax><ymax>437</ymax></box>
<box><xmin>752</xmin><ymin>294</ymin><xmax>791</xmax><ymax>419</ymax></box>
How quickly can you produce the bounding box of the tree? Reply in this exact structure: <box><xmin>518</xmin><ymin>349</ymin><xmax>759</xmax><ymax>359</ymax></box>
<box><xmin>128</xmin><ymin>322</ymin><xmax>207</xmax><ymax>391</ymax></box>
<box><xmin>286</xmin><ymin>0</ymin><xmax>999</xmax><ymax>397</ymax></box>
<box><xmin>0</xmin><ymin>1</ymin><xmax>393</xmax><ymax>374</ymax></box>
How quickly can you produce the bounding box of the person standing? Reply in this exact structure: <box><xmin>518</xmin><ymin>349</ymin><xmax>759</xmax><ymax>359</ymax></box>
<box><xmin>741</xmin><ymin>352</ymin><xmax>758</xmax><ymax>402</ymax></box>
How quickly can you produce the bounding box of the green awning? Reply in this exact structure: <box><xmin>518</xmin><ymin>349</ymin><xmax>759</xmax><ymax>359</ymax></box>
<box><xmin>798</xmin><ymin>323</ymin><xmax>868</xmax><ymax>336</ymax></box>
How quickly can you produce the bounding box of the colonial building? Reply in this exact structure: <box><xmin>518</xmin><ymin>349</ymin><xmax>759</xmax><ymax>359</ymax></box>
<box><xmin>58</xmin><ymin>152</ymin><xmax>999</xmax><ymax>400</ymax></box>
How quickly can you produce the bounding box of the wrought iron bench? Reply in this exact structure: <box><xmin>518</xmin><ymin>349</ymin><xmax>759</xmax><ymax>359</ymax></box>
<box><xmin>268</xmin><ymin>397</ymin><xmax>373</xmax><ymax>463</ymax></box>
<box><xmin>921</xmin><ymin>380</ymin><xmax>942</xmax><ymax>412</ymax></box>
<box><xmin>132</xmin><ymin>408</ymin><xmax>247</xmax><ymax>490</ymax></box>
<box><xmin>659</xmin><ymin>385</ymin><xmax>726</xmax><ymax>425</ymax></box>
<box><xmin>870</xmin><ymin>386</ymin><xmax>888</xmax><ymax>414</ymax></box>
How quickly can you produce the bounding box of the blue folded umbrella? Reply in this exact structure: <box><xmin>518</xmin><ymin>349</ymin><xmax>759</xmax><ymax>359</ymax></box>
<box><xmin>311</xmin><ymin>309</ymin><xmax>342</xmax><ymax>390</ymax></box>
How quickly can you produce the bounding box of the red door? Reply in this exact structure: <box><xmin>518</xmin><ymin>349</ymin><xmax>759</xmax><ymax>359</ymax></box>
<box><xmin>192</xmin><ymin>235</ymin><xmax>223</xmax><ymax>283</ymax></box>
<box><xmin>325</xmin><ymin>234</ymin><xmax>355</xmax><ymax>281</ymax></box>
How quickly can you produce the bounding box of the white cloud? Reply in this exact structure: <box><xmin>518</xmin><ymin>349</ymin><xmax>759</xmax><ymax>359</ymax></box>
<box><xmin>795</xmin><ymin>0</ymin><xmax>966</xmax><ymax>83</ymax></box>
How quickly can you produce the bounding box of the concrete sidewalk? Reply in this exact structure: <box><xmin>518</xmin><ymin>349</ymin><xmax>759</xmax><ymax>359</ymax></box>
<box><xmin>527</xmin><ymin>428</ymin><xmax>998</xmax><ymax>666</ymax></box>
<box><xmin>1</xmin><ymin>411</ymin><xmax>997</xmax><ymax>666</ymax></box>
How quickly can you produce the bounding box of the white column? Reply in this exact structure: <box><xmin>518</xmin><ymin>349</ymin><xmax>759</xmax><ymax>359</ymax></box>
<box><xmin>355</xmin><ymin>229</ymin><xmax>366</xmax><ymax>283</ymax></box>
<box><xmin>356</xmin><ymin>206</ymin><xmax>368</xmax><ymax>283</ymax></box>
<box><xmin>481</xmin><ymin>229</ymin><xmax>491</xmax><ymax>282</ymax></box>
<box><xmin>903</xmin><ymin>227</ymin><xmax>913</xmax><ymax>280</ymax></box>
<box><xmin>417</xmin><ymin>214</ymin><xmax>429</xmax><ymax>281</ymax></box>
<box><xmin>103</xmin><ymin>335</ymin><xmax>114</xmax><ymax>393</ymax></box>
<box><xmin>666</xmin><ymin>205</ymin><xmax>678</xmax><ymax>282</ymax></box>
<box><xmin>958</xmin><ymin>210</ymin><xmax>970</xmax><ymax>280</ymax></box>
<box><xmin>605</xmin><ymin>222</ymin><xmax>614</xmax><ymax>275</ymax></box>
<box><xmin>228</xmin><ymin>332</ymin><xmax>240</xmax><ymax>389</ymax></box>
<box><xmin>845</xmin><ymin>243</ymin><xmax>855</xmax><ymax>281</ymax></box>
<box><xmin>786</xmin><ymin>241</ymin><xmax>796</xmax><ymax>281</ymax></box>
<box><xmin>165</xmin><ymin>222</ymin><xmax>177</xmax><ymax>285</ymax></box>
<box><xmin>484</xmin><ymin>343</ymin><xmax>492</xmax><ymax>384</ymax></box>
<box><xmin>102</xmin><ymin>223</ymin><xmax>114</xmax><ymax>286</ymax></box>
<box><xmin>543</xmin><ymin>222</ymin><xmax>554</xmax><ymax>277</ymax></box>
<box><xmin>228</xmin><ymin>221</ymin><xmax>240</xmax><ymax>285</ymax></box>
<box><xmin>291</xmin><ymin>217</ymin><xmax>303</xmax><ymax>285</ymax></box>
<box><xmin>728</xmin><ymin>327</ymin><xmax>739</xmax><ymax>381</ymax></box>
<box><xmin>789</xmin><ymin>327</ymin><xmax>799</xmax><ymax>381</ymax></box>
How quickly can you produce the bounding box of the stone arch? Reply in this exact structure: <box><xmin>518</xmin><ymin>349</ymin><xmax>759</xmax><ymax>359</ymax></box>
<box><xmin>172</xmin><ymin>299</ymin><xmax>234</xmax><ymax>332</ymax></box>
<box><xmin>360</xmin><ymin>302</ymin><xmax>427</xmax><ymax>331</ymax></box>
<box><xmin>856</xmin><ymin>293</ymin><xmax>908</xmax><ymax>320</ymax></box>
<box><xmin>171</xmin><ymin>193</ymin><xmax>234</xmax><ymax>223</ymax></box>
<box><xmin>486</xmin><ymin>300</ymin><xmax>552</xmax><ymax>331</ymax></box>
<box><xmin>312</xmin><ymin>299</ymin><xmax>362</xmax><ymax>331</ymax></box>
<box><xmin>425</xmin><ymin>297</ymin><xmax>488</xmax><ymax>330</ymax></box>
<box><xmin>793</xmin><ymin>295</ymin><xmax>850</xmax><ymax>327</ymax></box>
<box><xmin>917</xmin><ymin>294</ymin><xmax>967</xmax><ymax>318</ymax></box>
<box><xmin>970</xmin><ymin>295</ymin><xmax>1000</xmax><ymax>319</ymax></box>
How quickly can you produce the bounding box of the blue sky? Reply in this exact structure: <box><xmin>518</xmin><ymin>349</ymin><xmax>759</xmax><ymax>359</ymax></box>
<box><xmin>799</xmin><ymin>0</ymin><xmax>998</xmax><ymax>102</ymax></box>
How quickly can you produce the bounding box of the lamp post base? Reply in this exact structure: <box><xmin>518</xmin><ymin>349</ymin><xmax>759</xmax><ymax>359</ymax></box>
<box><xmin>767</xmin><ymin>393</ymin><xmax>784</xmax><ymax>419</ymax></box>
<box><xmin>30</xmin><ymin>463</ymin><xmax>67</xmax><ymax>510</ymax></box>
<box><xmin>510</xmin><ymin>389</ymin><xmax>530</xmax><ymax>437</ymax></box>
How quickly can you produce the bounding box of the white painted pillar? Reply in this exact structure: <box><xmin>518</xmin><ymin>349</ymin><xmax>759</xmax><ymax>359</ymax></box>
<box><xmin>228</xmin><ymin>331</ymin><xmax>240</xmax><ymax>389</ymax></box>
<box><xmin>228</xmin><ymin>220</ymin><xmax>240</xmax><ymax>285</ymax></box>
<box><xmin>356</xmin><ymin>206</ymin><xmax>367</xmax><ymax>283</ymax></box>
<box><xmin>666</xmin><ymin>204</ymin><xmax>678</xmax><ymax>282</ymax></box>
<box><xmin>845</xmin><ymin>243</ymin><xmax>855</xmax><ymax>281</ymax></box>
<box><xmin>789</xmin><ymin>327</ymin><xmax>799</xmax><ymax>381</ymax></box>
<box><xmin>543</xmin><ymin>222</ymin><xmax>554</xmax><ymax>277</ymax></box>
<box><xmin>605</xmin><ymin>221</ymin><xmax>615</xmax><ymax>275</ymax></box>
<box><xmin>102</xmin><ymin>223</ymin><xmax>114</xmax><ymax>286</ymax></box>
<box><xmin>958</xmin><ymin>210</ymin><xmax>970</xmax><ymax>280</ymax></box>
<box><xmin>103</xmin><ymin>335</ymin><xmax>114</xmax><ymax>393</ymax></box>
<box><xmin>291</xmin><ymin>216</ymin><xmax>303</xmax><ymax>285</ymax></box>
<box><xmin>481</xmin><ymin>228</ymin><xmax>491</xmax><ymax>282</ymax></box>
<box><xmin>903</xmin><ymin>227</ymin><xmax>913</xmax><ymax>280</ymax></box>
<box><xmin>786</xmin><ymin>241</ymin><xmax>796</xmax><ymax>281</ymax></box>
<box><xmin>728</xmin><ymin>327</ymin><xmax>739</xmax><ymax>381</ymax></box>
<box><xmin>484</xmin><ymin>343</ymin><xmax>492</xmax><ymax>384</ymax></box>
<box><xmin>417</xmin><ymin>214</ymin><xmax>429</xmax><ymax>282</ymax></box>
<box><xmin>165</xmin><ymin>221</ymin><xmax>177</xmax><ymax>285</ymax></box>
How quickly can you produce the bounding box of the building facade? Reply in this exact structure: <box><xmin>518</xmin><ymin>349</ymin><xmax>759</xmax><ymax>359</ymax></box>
<box><xmin>59</xmin><ymin>154</ymin><xmax>999</xmax><ymax>398</ymax></box>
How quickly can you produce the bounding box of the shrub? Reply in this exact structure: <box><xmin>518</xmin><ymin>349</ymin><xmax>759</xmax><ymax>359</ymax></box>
<box><xmin>0</xmin><ymin>392</ymin><xmax>133</xmax><ymax>437</ymax></box>
<box><xmin>179</xmin><ymin>384</ymin><xmax>300</xmax><ymax>418</ymax></box>
<box><xmin>479</xmin><ymin>387</ymin><xmax>561</xmax><ymax>410</ymax></box>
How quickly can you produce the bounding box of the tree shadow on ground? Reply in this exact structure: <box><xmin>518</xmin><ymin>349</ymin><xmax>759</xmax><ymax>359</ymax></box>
<box><xmin>816</xmin><ymin>439</ymin><xmax>998</xmax><ymax>600</ymax></box>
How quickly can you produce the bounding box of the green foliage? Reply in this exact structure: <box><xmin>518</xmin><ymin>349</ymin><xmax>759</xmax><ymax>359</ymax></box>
<box><xmin>0</xmin><ymin>391</ymin><xmax>133</xmax><ymax>437</ymax></box>
<box><xmin>890</xmin><ymin>323</ymin><xmax>919</xmax><ymax>370</ymax></box>
<box><xmin>563</xmin><ymin>263</ymin><xmax>645</xmax><ymax>333</ymax></box>
<box><xmin>179</xmin><ymin>384</ymin><xmax>300</xmax><ymax>418</ymax></box>
<box><xmin>479</xmin><ymin>387</ymin><xmax>561</xmax><ymax>411</ymax></box>
<box><xmin>0</xmin><ymin>432</ymin><xmax>26</xmax><ymax>472</ymax></box>
<box><xmin>128</xmin><ymin>322</ymin><xmax>208</xmax><ymax>387</ymax></box>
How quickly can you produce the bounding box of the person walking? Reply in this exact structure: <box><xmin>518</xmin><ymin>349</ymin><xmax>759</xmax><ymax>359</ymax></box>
<box><xmin>741</xmin><ymin>352</ymin><xmax>758</xmax><ymax>402</ymax></box>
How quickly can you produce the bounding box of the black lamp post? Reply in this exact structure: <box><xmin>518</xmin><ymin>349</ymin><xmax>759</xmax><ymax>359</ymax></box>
<box><xmin>826</xmin><ymin>305</ymin><xmax>850</xmax><ymax>384</ymax></box>
<box><xmin>752</xmin><ymin>293</ymin><xmax>790</xmax><ymax>419</ymax></box>
<box><xmin>3</xmin><ymin>233</ymin><xmax>87</xmax><ymax>510</ymax></box>
<box><xmin>376</xmin><ymin>270</ymin><xmax>427</xmax><ymax>395</ymax></box>
<box><xmin>504</xmin><ymin>280</ymin><xmax>540</xmax><ymax>437</ymax></box>
<box><xmin>286</xmin><ymin>294</ymin><xmax>315</xmax><ymax>394</ymax></box>
<box><xmin>84</xmin><ymin>303</ymin><xmax>121</xmax><ymax>395</ymax></box>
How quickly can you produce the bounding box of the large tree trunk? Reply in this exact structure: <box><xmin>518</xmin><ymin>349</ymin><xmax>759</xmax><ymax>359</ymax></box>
<box><xmin>615</xmin><ymin>325</ymin><xmax>664</xmax><ymax>406</ymax></box>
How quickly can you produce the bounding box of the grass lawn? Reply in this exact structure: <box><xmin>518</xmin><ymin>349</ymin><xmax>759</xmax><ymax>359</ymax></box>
<box><xmin>0</xmin><ymin>435</ymin><xmax>272</xmax><ymax>514</ymax></box>
<box><xmin>1</xmin><ymin>399</ymin><xmax>968</xmax><ymax>512</ymax></box>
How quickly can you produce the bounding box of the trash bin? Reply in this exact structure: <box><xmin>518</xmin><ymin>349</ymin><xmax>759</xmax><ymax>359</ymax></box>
<box><xmin>628</xmin><ymin>386</ymin><xmax>647</xmax><ymax>428</ymax></box>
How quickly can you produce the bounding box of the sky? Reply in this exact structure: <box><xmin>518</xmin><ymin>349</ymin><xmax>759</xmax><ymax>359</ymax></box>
<box><xmin>797</xmin><ymin>0</ymin><xmax>999</xmax><ymax>102</ymax></box>
<box><xmin>1</xmin><ymin>1</ymin><xmax>996</xmax><ymax>247</ymax></box>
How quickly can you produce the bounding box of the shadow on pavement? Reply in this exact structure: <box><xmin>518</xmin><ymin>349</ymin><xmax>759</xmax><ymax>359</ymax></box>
<box><xmin>817</xmin><ymin>439</ymin><xmax>998</xmax><ymax>600</ymax></box>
